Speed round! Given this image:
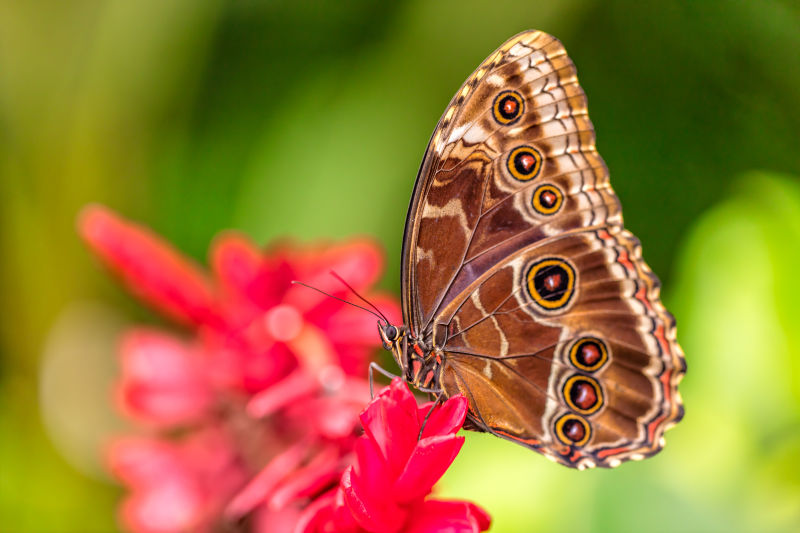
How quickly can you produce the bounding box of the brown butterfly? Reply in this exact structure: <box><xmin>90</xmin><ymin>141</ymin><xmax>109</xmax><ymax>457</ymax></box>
<box><xmin>377</xmin><ymin>30</ymin><xmax>685</xmax><ymax>469</ymax></box>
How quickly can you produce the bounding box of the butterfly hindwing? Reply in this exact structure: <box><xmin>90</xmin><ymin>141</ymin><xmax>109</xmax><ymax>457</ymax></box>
<box><xmin>439</xmin><ymin>227</ymin><xmax>683</xmax><ymax>468</ymax></box>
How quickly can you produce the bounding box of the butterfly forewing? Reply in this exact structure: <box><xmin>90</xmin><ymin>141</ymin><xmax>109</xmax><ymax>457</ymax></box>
<box><xmin>403</xmin><ymin>31</ymin><xmax>617</xmax><ymax>330</ymax></box>
<box><xmin>401</xmin><ymin>30</ymin><xmax>684</xmax><ymax>468</ymax></box>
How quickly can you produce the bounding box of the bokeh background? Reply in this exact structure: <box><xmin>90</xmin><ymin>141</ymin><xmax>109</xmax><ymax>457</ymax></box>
<box><xmin>2</xmin><ymin>0</ymin><xmax>799</xmax><ymax>531</ymax></box>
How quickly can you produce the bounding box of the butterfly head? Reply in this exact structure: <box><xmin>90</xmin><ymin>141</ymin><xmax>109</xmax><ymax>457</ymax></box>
<box><xmin>377</xmin><ymin>322</ymin><xmax>409</xmax><ymax>369</ymax></box>
<box><xmin>378</xmin><ymin>322</ymin><xmax>401</xmax><ymax>351</ymax></box>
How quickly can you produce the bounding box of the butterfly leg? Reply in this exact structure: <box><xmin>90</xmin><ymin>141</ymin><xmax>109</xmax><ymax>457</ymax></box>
<box><xmin>418</xmin><ymin>391</ymin><xmax>446</xmax><ymax>440</ymax></box>
<box><xmin>369</xmin><ymin>361</ymin><xmax>400</xmax><ymax>398</ymax></box>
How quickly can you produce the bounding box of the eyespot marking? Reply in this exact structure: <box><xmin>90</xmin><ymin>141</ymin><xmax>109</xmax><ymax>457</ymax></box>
<box><xmin>492</xmin><ymin>90</ymin><xmax>524</xmax><ymax>125</ymax></box>
<box><xmin>555</xmin><ymin>413</ymin><xmax>591</xmax><ymax>446</ymax></box>
<box><xmin>563</xmin><ymin>375</ymin><xmax>603</xmax><ymax>415</ymax></box>
<box><xmin>532</xmin><ymin>184</ymin><xmax>563</xmax><ymax>215</ymax></box>
<box><xmin>525</xmin><ymin>257</ymin><xmax>576</xmax><ymax>311</ymax></box>
<box><xmin>507</xmin><ymin>146</ymin><xmax>542</xmax><ymax>181</ymax></box>
<box><xmin>569</xmin><ymin>338</ymin><xmax>609</xmax><ymax>372</ymax></box>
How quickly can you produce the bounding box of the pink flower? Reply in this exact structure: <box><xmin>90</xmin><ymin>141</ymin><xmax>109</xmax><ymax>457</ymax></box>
<box><xmin>79</xmin><ymin>205</ymin><xmax>400</xmax><ymax>532</ymax></box>
<box><xmin>80</xmin><ymin>206</ymin><xmax>398</xmax><ymax>392</ymax></box>
<box><xmin>116</xmin><ymin>329</ymin><xmax>214</xmax><ymax>426</ymax></box>
<box><xmin>298</xmin><ymin>379</ymin><xmax>491</xmax><ymax>533</ymax></box>
<box><xmin>109</xmin><ymin>429</ymin><xmax>248</xmax><ymax>533</ymax></box>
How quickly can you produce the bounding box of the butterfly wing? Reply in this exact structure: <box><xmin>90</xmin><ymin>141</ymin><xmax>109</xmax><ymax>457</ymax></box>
<box><xmin>401</xmin><ymin>30</ymin><xmax>684</xmax><ymax>468</ymax></box>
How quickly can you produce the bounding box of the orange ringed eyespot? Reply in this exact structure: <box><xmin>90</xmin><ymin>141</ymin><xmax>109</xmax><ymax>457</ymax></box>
<box><xmin>569</xmin><ymin>338</ymin><xmax>609</xmax><ymax>372</ymax></box>
<box><xmin>507</xmin><ymin>146</ymin><xmax>543</xmax><ymax>181</ymax></box>
<box><xmin>555</xmin><ymin>413</ymin><xmax>591</xmax><ymax>446</ymax></box>
<box><xmin>563</xmin><ymin>375</ymin><xmax>603</xmax><ymax>415</ymax></box>
<box><xmin>492</xmin><ymin>90</ymin><xmax>525</xmax><ymax>125</ymax></box>
<box><xmin>525</xmin><ymin>257</ymin><xmax>576</xmax><ymax>311</ymax></box>
<box><xmin>532</xmin><ymin>184</ymin><xmax>563</xmax><ymax>215</ymax></box>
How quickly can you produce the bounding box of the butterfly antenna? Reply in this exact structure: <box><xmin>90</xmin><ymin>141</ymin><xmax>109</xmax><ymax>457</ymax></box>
<box><xmin>291</xmin><ymin>281</ymin><xmax>386</xmax><ymax>323</ymax></box>
<box><xmin>329</xmin><ymin>270</ymin><xmax>391</xmax><ymax>324</ymax></box>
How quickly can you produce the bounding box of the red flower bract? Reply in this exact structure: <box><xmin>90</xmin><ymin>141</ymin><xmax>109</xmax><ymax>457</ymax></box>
<box><xmin>79</xmin><ymin>205</ymin><xmax>400</xmax><ymax>532</ymax></box>
<box><xmin>298</xmin><ymin>379</ymin><xmax>491</xmax><ymax>533</ymax></box>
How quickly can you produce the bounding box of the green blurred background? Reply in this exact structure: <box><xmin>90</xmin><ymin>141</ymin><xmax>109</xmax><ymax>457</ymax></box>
<box><xmin>1</xmin><ymin>0</ymin><xmax>799</xmax><ymax>531</ymax></box>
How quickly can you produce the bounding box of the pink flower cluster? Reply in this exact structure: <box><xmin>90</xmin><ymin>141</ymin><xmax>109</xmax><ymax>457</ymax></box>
<box><xmin>79</xmin><ymin>206</ymin><xmax>490</xmax><ymax>532</ymax></box>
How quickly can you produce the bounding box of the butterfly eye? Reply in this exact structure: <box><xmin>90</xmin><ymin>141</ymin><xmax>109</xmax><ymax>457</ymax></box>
<box><xmin>492</xmin><ymin>90</ymin><xmax>524</xmax><ymax>125</ymax></box>
<box><xmin>385</xmin><ymin>325</ymin><xmax>398</xmax><ymax>341</ymax></box>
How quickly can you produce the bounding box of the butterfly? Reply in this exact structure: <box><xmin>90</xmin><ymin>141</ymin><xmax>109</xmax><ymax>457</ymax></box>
<box><xmin>377</xmin><ymin>30</ymin><xmax>685</xmax><ymax>469</ymax></box>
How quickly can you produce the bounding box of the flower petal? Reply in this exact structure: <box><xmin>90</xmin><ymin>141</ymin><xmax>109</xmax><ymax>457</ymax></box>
<box><xmin>418</xmin><ymin>395</ymin><xmax>467</xmax><ymax>439</ymax></box>
<box><xmin>246</xmin><ymin>369</ymin><xmax>319</xmax><ymax>418</ymax></box>
<box><xmin>225</xmin><ymin>438</ymin><xmax>310</xmax><ymax>518</ymax></box>
<box><xmin>238</xmin><ymin>341</ymin><xmax>297</xmax><ymax>393</ymax></box>
<box><xmin>108</xmin><ymin>438</ymin><xmax>178</xmax><ymax>485</ymax></box>
<box><xmin>210</xmin><ymin>233</ymin><xmax>262</xmax><ymax>294</ymax></box>
<box><xmin>292</xmin><ymin>489</ymin><xmax>337</xmax><ymax>533</ymax></box>
<box><xmin>78</xmin><ymin>205</ymin><xmax>218</xmax><ymax>326</ymax></box>
<box><xmin>252</xmin><ymin>507</ymin><xmax>304</xmax><ymax>533</ymax></box>
<box><xmin>404</xmin><ymin>499</ymin><xmax>491</xmax><ymax>533</ymax></box>
<box><xmin>210</xmin><ymin>233</ymin><xmax>295</xmax><ymax>314</ymax></box>
<box><xmin>109</xmin><ymin>436</ymin><xmax>228</xmax><ymax>533</ymax></box>
<box><xmin>352</xmin><ymin>435</ymin><xmax>390</xmax><ymax>496</ymax></box>
<box><xmin>392</xmin><ymin>435</ymin><xmax>464</xmax><ymax>503</ymax></box>
<box><xmin>284</xmin><ymin>239</ymin><xmax>384</xmax><ymax>313</ymax></box>
<box><xmin>118</xmin><ymin>329</ymin><xmax>212</xmax><ymax>426</ymax></box>
<box><xmin>465</xmin><ymin>502</ymin><xmax>492</xmax><ymax>531</ymax></box>
<box><xmin>321</xmin><ymin>240</ymin><xmax>384</xmax><ymax>292</ymax></box>
<box><xmin>119</xmin><ymin>478</ymin><xmax>206</xmax><ymax>533</ymax></box>
<box><xmin>289</xmin><ymin>323</ymin><xmax>339</xmax><ymax>372</ymax></box>
<box><xmin>267</xmin><ymin>445</ymin><xmax>342</xmax><ymax>510</ymax></box>
<box><xmin>287</xmin><ymin>394</ymin><xmax>363</xmax><ymax>440</ymax></box>
<box><xmin>332</xmin><ymin>485</ymin><xmax>363</xmax><ymax>533</ymax></box>
<box><xmin>359</xmin><ymin>379</ymin><xmax>419</xmax><ymax>476</ymax></box>
<box><xmin>341</xmin><ymin>466</ymin><xmax>407</xmax><ymax>533</ymax></box>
